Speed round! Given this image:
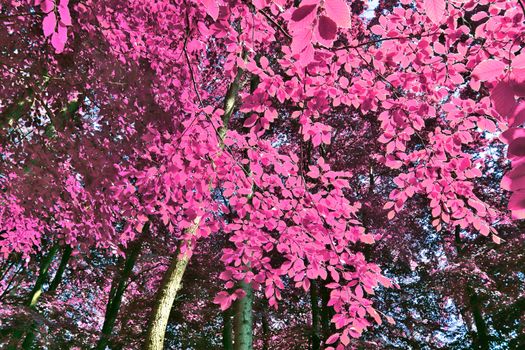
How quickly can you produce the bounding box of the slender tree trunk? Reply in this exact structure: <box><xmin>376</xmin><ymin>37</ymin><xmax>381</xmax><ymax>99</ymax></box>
<box><xmin>320</xmin><ymin>281</ymin><xmax>334</xmax><ymax>340</ymax></box>
<box><xmin>7</xmin><ymin>245</ymin><xmax>59</xmax><ymax>350</ymax></box>
<box><xmin>261</xmin><ymin>308</ymin><xmax>270</xmax><ymax>350</ymax></box>
<box><xmin>21</xmin><ymin>245</ymin><xmax>72</xmax><ymax>349</ymax></box>
<box><xmin>26</xmin><ymin>244</ymin><xmax>59</xmax><ymax>308</ymax></box>
<box><xmin>453</xmin><ymin>226</ymin><xmax>489</xmax><ymax>350</ymax></box>
<box><xmin>223</xmin><ymin>308</ymin><xmax>234</xmax><ymax>350</ymax></box>
<box><xmin>310</xmin><ymin>280</ymin><xmax>321</xmax><ymax>350</ymax></box>
<box><xmin>144</xmin><ymin>218</ymin><xmax>201</xmax><ymax>350</ymax></box>
<box><xmin>468</xmin><ymin>286</ymin><xmax>490</xmax><ymax>350</ymax></box>
<box><xmin>233</xmin><ymin>280</ymin><xmax>253</xmax><ymax>350</ymax></box>
<box><xmin>0</xmin><ymin>254</ymin><xmax>18</xmax><ymax>283</ymax></box>
<box><xmin>96</xmin><ymin>237</ymin><xmax>144</xmax><ymax>350</ymax></box>
<box><xmin>0</xmin><ymin>265</ymin><xmax>25</xmax><ymax>301</ymax></box>
<box><xmin>48</xmin><ymin>245</ymin><xmax>72</xmax><ymax>292</ymax></box>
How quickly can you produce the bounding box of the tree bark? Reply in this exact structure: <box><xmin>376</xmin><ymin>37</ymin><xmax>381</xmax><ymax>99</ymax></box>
<box><xmin>144</xmin><ymin>218</ymin><xmax>201</xmax><ymax>350</ymax></box>
<box><xmin>21</xmin><ymin>245</ymin><xmax>72</xmax><ymax>349</ymax></box>
<box><xmin>48</xmin><ymin>245</ymin><xmax>72</xmax><ymax>292</ymax></box>
<box><xmin>233</xmin><ymin>280</ymin><xmax>253</xmax><ymax>350</ymax></box>
<box><xmin>468</xmin><ymin>286</ymin><xmax>490</xmax><ymax>350</ymax></box>
<box><xmin>261</xmin><ymin>308</ymin><xmax>270</xmax><ymax>350</ymax></box>
<box><xmin>7</xmin><ymin>244</ymin><xmax>59</xmax><ymax>350</ymax></box>
<box><xmin>320</xmin><ymin>281</ymin><xmax>334</xmax><ymax>340</ymax></box>
<box><xmin>223</xmin><ymin>308</ymin><xmax>234</xmax><ymax>350</ymax></box>
<box><xmin>96</xmin><ymin>237</ymin><xmax>144</xmax><ymax>350</ymax></box>
<box><xmin>26</xmin><ymin>244</ymin><xmax>59</xmax><ymax>308</ymax></box>
<box><xmin>453</xmin><ymin>226</ymin><xmax>489</xmax><ymax>350</ymax></box>
<box><xmin>310</xmin><ymin>280</ymin><xmax>321</xmax><ymax>350</ymax></box>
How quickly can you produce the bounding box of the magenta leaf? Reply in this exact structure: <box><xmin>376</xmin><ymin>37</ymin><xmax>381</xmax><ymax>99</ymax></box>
<box><xmin>40</xmin><ymin>0</ymin><xmax>55</xmax><ymax>13</ymax></box>
<box><xmin>317</xmin><ymin>15</ymin><xmax>337</xmax><ymax>42</ymax></box>
<box><xmin>42</xmin><ymin>11</ymin><xmax>56</xmax><ymax>37</ymax></box>
<box><xmin>472</xmin><ymin>59</ymin><xmax>506</xmax><ymax>81</ymax></box>
<box><xmin>200</xmin><ymin>0</ymin><xmax>219</xmax><ymax>21</ymax></box>
<box><xmin>325</xmin><ymin>333</ymin><xmax>340</xmax><ymax>345</ymax></box>
<box><xmin>491</xmin><ymin>80</ymin><xmax>516</xmax><ymax>118</ymax></box>
<box><xmin>58</xmin><ymin>3</ymin><xmax>72</xmax><ymax>26</ymax></box>
<box><xmin>51</xmin><ymin>28</ymin><xmax>66</xmax><ymax>53</ymax></box>
<box><xmin>424</xmin><ymin>0</ymin><xmax>446</xmax><ymax>24</ymax></box>
<box><xmin>324</xmin><ymin>0</ymin><xmax>351</xmax><ymax>28</ymax></box>
<box><xmin>291</xmin><ymin>4</ymin><xmax>317</xmax><ymax>22</ymax></box>
<box><xmin>508</xmin><ymin>137</ymin><xmax>525</xmax><ymax>157</ymax></box>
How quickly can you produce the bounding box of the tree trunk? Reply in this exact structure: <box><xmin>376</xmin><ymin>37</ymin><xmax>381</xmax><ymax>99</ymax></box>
<box><xmin>144</xmin><ymin>218</ymin><xmax>201</xmax><ymax>350</ymax></box>
<box><xmin>233</xmin><ymin>280</ymin><xmax>253</xmax><ymax>350</ymax></box>
<box><xmin>310</xmin><ymin>280</ymin><xmax>321</xmax><ymax>350</ymax></box>
<box><xmin>21</xmin><ymin>245</ymin><xmax>72</xmax><ymax>349</ymax></box>
<box><xmin>223</xmin><ymin>308</ymin><xmax>234</xmax><ymax>350</ymax></box>
<box><xmin>453</xmin><ymin>226</ymin><xmax>489</xmax><ymax>350</ymax></box>
<box><xmin>48</xmin><ymin>245</ymin><xmax>72</xmax><ymax>292</ymax></box>
<box><xmin>469</xmin><ymin>286</ymin><xmax>490</xmax><ymax>350</ymax></box>
<box><xmin>320</xmin><ymin>281</ymin><xmax>334</xmax><ymax>340</ymax></box>
<box><xmin>7</xmin><ymin>245</ymin><xmax>59</xmax><ymax>349</ymax></box>
<box><xmin>261</xmin><ymin>308</ymin><xmax>270</xmax><ymax>350</ymax></box>
<box><xmin>96</xmin><ymin>237</ymin><xmax>144</xmax><ymax>350</ymax></box>
<box><xmin>27</xmin><ymin>244</ymin><xmax>59</xmax><ymax>308</ymax></box>
<box><xmin>0</xmin><ymin>264</ymin><xmax>25</xmax><ymax>301</ymax></box>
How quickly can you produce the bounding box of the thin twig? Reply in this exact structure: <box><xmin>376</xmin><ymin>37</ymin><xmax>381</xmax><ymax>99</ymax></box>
<box><xmin>258</xmin><ymin>9</ymin><xmax>292</xmax><ymax>40</ymax></box>
<box><xmin>518</xmin><ymin>0</ymin><xmax>525</xmax><ymax>17</ymax></box>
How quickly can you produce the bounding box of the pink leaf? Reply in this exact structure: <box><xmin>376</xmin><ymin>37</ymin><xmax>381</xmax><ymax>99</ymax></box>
<box><xmin>201</xmin><ymin>0</ymin><xmax>219</xmax><ymax>21</ymax></box>
<box><xmin>509</xmin><ymin>103</ymin><xmax>525</xmax><ymax>127</ymax></box>
<box><xmin>307</xmin><ymin>165</ymin><xmax>320</xmax><ymax>179</ymax></box>
<box><xmin>340</xmin><ymin>331</ymin><xmax>350</xmax><ymax>346</ymax></box>
<box><xmin>501</xmin><ymin>162</ymin><xmax>525</xmax><ymax>191</ymax></box>
<box><xmin>491</xmin><ymin>81</ymin><xmax>516</xmax><ymax>118</ymax></box>
<box><xmin>213</xmin><ymin>291</ymin><xmax>232</xmax><ymax>310</ymax></box>
<box><xmin>324</xmin><ymin>0</ymin><xmax>351</xmax><ymax>28</ymax></box>
<box><xmin>51</xmin><ymin>30</ymin><xmax>66</xmax><ymax>53</ymax></box>
<box><xmin>42</xmin><ymin>11</ymin><xmax>56</xmax><ymax>37</ymax></box>
<box><xmin>370</xmin><ymin>25</ymin><xmax>384</xmax><ymax>35</ymax></box>
<box><xmin>58</xmin><ymin>3</ymin><xmax>71</xmax><ymax>26</ymax></box>
<box><xmin>513</xmin><ymin>52</ymin><xmax>525</xmax><ymax>70</ymax></box>
<box><xmin>360</xmin><ymin>234</ymin><xmax>375</xmax><ymax>244</ymax></box>
<box><xmin>424</xmin><ymin>0</ymin><xmax>446</xmax><ymax>25</ymax></box>
<box><xmin>510</xmin><ymin>68</ymin><xmax>525</xmax><ymax>97</ymax></box>
<box><xmin>291</xmin><ymin>4</ymin><xmax>317</xmax><ymax>22</ymax></box>
<box><xmin>40</xmin><ymin>0</ymin><xmax>54</xmax><ymax>13</ymax></box>
<box><xmin>291</xmin><ymin>28</ymin><xmax>312</xmax><ymax>55</ymax></box>
<box><xmin>472</xmin><ymin>59</ymin><xmax>506</xmax><ymax>81</ymax></box>
<box><xmin>243</xmin><ymin>114</ymin><xmax>258</xmax><ymax>128</ymax></box>
<box><xmin>325</xmin><ymin>333</ymin><xmax>340</xmax><ymax>345</ymax></box>
<box><xmin>317</xmin><ymin>15</ymin><xmax>337</xmax><ymax>42</ymax></box>
<box><xmin>508</xmin><ymin>137</ymin><xmax>525</xmax><ymax>158</ymax></box>
<box><xmin>508</xmin><ymin>190</ymin><xmax>525</xmax><ymax>211</ymax></box>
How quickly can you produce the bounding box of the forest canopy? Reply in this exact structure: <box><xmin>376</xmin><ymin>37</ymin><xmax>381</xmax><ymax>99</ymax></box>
<box><xmin>0</xmin><ymin>0</ymin><xmax>524</xmax><ymax>349</ymax></box>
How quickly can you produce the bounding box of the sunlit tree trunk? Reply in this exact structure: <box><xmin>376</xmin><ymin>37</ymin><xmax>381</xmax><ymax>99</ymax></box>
<box><xmin>96</xmin><ymin>236</ymin><xmax>144</xmax><ymax>350</ymax></box>
<box><xmin>21</xmin><ymin>245</ymin><xmax>72</xmax><ymax>349</ymax></box>
<box><xmin>26</xmin><ymin>244</ymin><xmax>59</xmax><ymax>308</ymax></box>
<box><xmin>233</xmin><ymin>280</ymin><xmax>253</xmax><ymax>350</ymax></box>
<box><xmin>7</xmin><ymin>244</ymin><xmax>59</xmax><ymax>349</ymax></box>
<box><xmin>144</xmin><ymin>218</ymin><xmax>200</xmax><ymax>350</ymax></box>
